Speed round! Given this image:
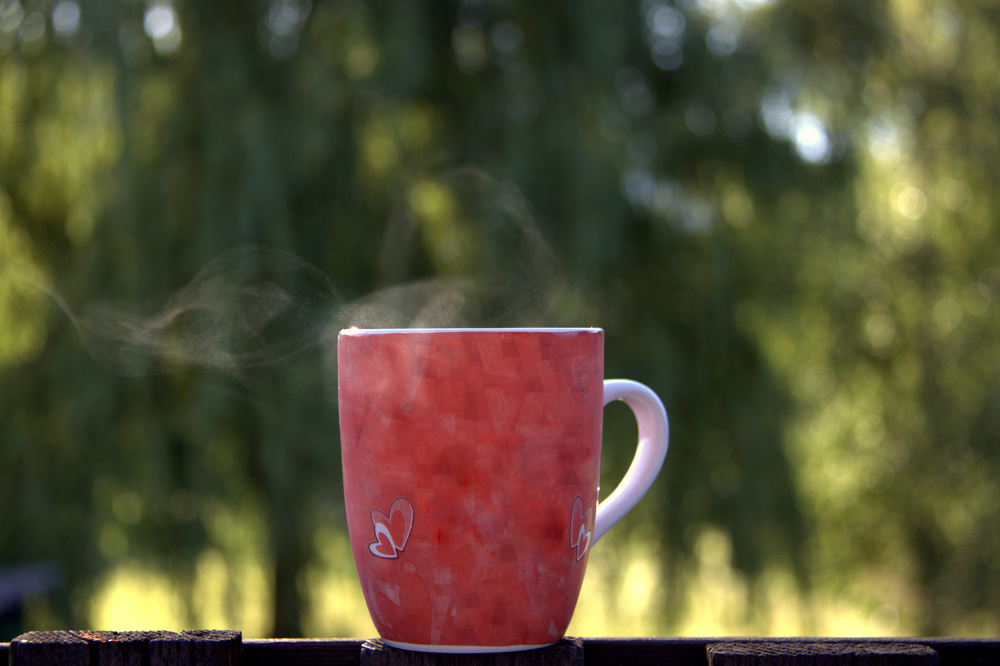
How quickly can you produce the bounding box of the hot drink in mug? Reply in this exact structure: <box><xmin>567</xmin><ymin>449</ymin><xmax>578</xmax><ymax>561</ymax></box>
<box><xmin>338</xmin><ymin>328</ymin><xmax>669</xmax><ymax>652</ymax></box>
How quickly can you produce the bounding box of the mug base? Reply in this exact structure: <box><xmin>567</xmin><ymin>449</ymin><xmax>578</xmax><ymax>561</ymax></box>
<box><xmin>382</xmin><ymin>639</ymin><xmax>557</xmax><ymax>654</ymax></box>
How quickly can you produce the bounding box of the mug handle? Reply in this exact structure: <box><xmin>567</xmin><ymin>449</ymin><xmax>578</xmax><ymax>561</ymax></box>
<box><xmin>593</xmin><ymin>379</ymin><xmax>670</xmax><ymax>544</ymax></box>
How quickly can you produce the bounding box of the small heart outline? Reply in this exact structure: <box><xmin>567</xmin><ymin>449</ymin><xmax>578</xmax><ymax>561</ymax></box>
<box><xmin>369</xmin><ymin>497</ymin><xmax>414</xmax><ymax>559</ymax></box>
<box><xmin>570</xmin><ymin>496</ymin><xmax>595</xmax><ymax>562</ymax></box>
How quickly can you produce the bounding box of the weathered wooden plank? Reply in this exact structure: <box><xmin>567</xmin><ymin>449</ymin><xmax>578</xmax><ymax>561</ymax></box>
<box><xmin>920</xmin><ymin>639</ymin><xmax>1000</xmax><ymax>666</ymax></box>
<box><xmin>853</xmin><ymin>643</ymin><xmax>940</xmax><ymax>666</ymax></box>
<box><xmin>70</xmin><ymin>631</ymin><xmax>145</xmax><ymax>666</ymax></box>
<box><xmin>359</xmin><ymin>638</ymin><xmax>584</xmax><ymax>666</ymax></box>
<box><xmin>182</xmin><ymin>630</ymin><xmax>242</xmax><ymax>666</ymax></box>
<box><xmin>148</xmin><ymin>630</ymin><xmax>193</xmax><ymax>666</ymax></box>
<box><xmin>242</xmin><ymin>639</ymin><xmax>364</xmax><ymax>666</ymax></box>
<box><xmin>581</xmin><ymin>637</ymin><xmax>710</xmax><ymax>666</ymax></box>
<box><xmin>707</xmin><ymin>641</ymin><xmax>939</xmax><ymax>666</ymax></box>
<box><xmin>9</xmin><ymin>630</ymin><xmax>90</xmax><ymax>666</ymax></box>
<box><xmin>8</xmin><ymin>629</ymin><xmax>241</xmax><ymax>666</ymax></box>
<box><xmin>582</xmin><ymin>638</ymin><xmax>1000</xmax><ymax>666</ymax></box>
<box><xmin>5</xmin><ymin>634</ymin><xmax>1000</xmax><ymax>666</ymax></box>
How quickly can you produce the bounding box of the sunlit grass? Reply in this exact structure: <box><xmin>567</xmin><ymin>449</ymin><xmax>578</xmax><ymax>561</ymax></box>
<box><xmin>300</xmin><ymin>526</ymin><xmax>376</xmax><ymax>637</ymax></box>
<box><xmin>573</xmin><ymin>527</ymin><xmax>920</xmax><ymax>638</ymax></box>
<box><xmin>80</xmin><ymin>523</ymin><xmax>943</xmax><ymax>639</ymax></box>
<box><xmin>88</xmin><ymin>563</ymin><xmax>187</xmax><ymax>632</ymax></box>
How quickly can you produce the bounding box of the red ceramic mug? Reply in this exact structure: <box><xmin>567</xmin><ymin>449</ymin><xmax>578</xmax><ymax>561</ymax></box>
<box><xmin>338</xmin><ymin>328</ymin><xmax>669</xmax><ymax>652</ymax></box>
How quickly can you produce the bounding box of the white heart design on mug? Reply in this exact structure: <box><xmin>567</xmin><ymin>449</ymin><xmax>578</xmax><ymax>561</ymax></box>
<box><xmin>570</xmin><ymin>496</ymin><xmax>594</xmax><ymax>562</ymax></box>
<box><xmin>369</xmin><ymin>497</ymin><xmax>415</xmax><ymax>559</ymax></box>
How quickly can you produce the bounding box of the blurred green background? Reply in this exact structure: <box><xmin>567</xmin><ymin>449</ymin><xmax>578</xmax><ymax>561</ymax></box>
<box><xmin>2</xmin><ymin>0</ymin><xmax>1000</xmax><ymax>641</ymax></box>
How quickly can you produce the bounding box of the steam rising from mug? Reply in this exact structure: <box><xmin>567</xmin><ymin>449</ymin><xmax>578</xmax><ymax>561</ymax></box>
<box><xmin>55</xmin><ymin>247</ymin><xmax>335</xmax><ymax>377</ymax></box>
<box><xmin>55</xmin><ymin>248</ymin><xmax>491</xmax><ymax>378</ymax></box>
<box><xmin>53</xmin><ymin>171</ymin><xmax>584</xmax><ymax>377</ymax></box>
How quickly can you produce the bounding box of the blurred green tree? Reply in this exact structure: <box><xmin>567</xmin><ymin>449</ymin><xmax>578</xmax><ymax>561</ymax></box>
<box><xmin>1</xmin><ymin>0</ymin><xmax>999</xmax><ymax>639</ymax></box>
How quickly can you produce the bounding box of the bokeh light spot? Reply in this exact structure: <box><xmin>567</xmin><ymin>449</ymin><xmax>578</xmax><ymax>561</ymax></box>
<box><xmin>932</xmin><ymin>296</ymin><xmax>962</xmax><ymax>333</ymax></box>
<box><xmin>870</xmin><ymin>604</ymin><xmax>900</xmax><ymax>634</ymax></box>
<box><xmin>143</xmin><ymin>3</ymin><xmax>181</xmax><ymax>55</ymax></box>
<box><xmin>864</xmin><ymin>312</ymin><xmax>898</xmax><ymax>357</ymax></box>
<box><xmin>894</xmin><ymin>186</ymin><xmax>927</xmax><ymax>220</ymax></box>
<box><xmin>685</xmin><ymin>104</ymin><xmax>717</xmax><ymax>136</ymax></box>
<box><xmin>938</xmin><ymin>178</ymin><xmax>971</xmax><ymax>211</ymax></box>
<box><xmin>945</xmin><ymin>440</ymin><xmax>974</xmax><ymax>473</ymax></box>
<box><xmin>490</xmin><ymin>20</ymin><xmax>523</xmax><ymax>54</ymax></box>
<box><xmin>143</xmin><ymin>4</ymin><xmax>174</xmax><ymax>40</ymax></box>
<box><xmin>706</xmin><ymin>24</ymin><xmax>739</xmax><ymax>57</ymax></box>
<box><xmin>453</xmin><ymin>25</ymin><xmax>487</xmax><ymax>72</ymax></box>
<box><xmin>649</xmin><ymin>5</ymin><xmax>685</xmax><ymax>39</ymax></box>
<box><xmin>51</xmin><ymin>1</ymin><xmax>80</xmax><ymax>37</ymax></box>
<box><xmin>792</xmin><ymin>113</ymin><xmax>832</xmax><ymax>164</ymax></box>
<box><xmin>651</xmin><ymin>38</ymin><xmax>683</xmax><ymax>70</ymax></box>
<box><xmin>863</xmin><ymin>278</ymin><xmax>893</xmax><ymax>311</ymax></box>
<box><xmin>865</xmin><ymin>461</ymin><xmax>895</xmax><ymax>493</ymax></box>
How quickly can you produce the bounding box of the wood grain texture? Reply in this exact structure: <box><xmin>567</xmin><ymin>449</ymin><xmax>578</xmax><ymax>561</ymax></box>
<box><xmin>359</xmin><ymin>638</ymin><xmax>584</xmax><ymax>666</ymax></box>
<box><xmin>3</xmin><ymin>634</ymin><xmax>999</xmax><ymax>666</ymax></box>
<box><xmin>7</xmin><ymin>629</ymin><xmax>241</xmax><ymax>666</ymax></box>
<box><xmin>9</xmin><ymin>631</ymin><xmax>90</xmax><ymax>666</ymax></box>
<box><xmin>582</xmin><ymin>638</ymin><xmax>998</xmax><ymax>666</ymax></box>
<box><xmin>707</xmin><ymin>641</ymin><xmax>938</xmax><ymax>666</ymax></box>
<box><xmin>73</xmin><ymin>631</ymin><xmax>145</xmax><ymax>666</ymax></box>
<box><xmin>580</xmin><ymin>637</ymin><xmax>710</xmax><ymax>666</ymax></box>
<box><xmin>183</xmin><ymin>630</ymin><xmax>242</xmax><ymax>666</ymax></box>
<box><xmin>243</xmin><ymin>639</ymin><xmax>365</xmax><ymax>666</ymax></box>
<box><xmin>147</xmin><ymin>630</ymin><xmax>196</xmax><ymax>666</ymax></box>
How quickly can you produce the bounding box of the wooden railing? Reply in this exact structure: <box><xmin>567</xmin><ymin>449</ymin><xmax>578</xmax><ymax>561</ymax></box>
<box><xmin>2</xmin><ymin>631</ymin><xmax>998</xmax><ymax>665</ymax></box>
